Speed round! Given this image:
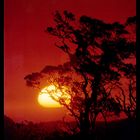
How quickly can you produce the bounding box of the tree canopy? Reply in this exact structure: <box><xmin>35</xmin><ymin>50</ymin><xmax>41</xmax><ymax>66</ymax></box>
<box><xmin>24</xmin><ymin>11</ymin><xmax>136</xmax><ymax>134</ymax></box>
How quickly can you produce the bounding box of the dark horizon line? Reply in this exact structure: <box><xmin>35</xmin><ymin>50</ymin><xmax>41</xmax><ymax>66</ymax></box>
<box><xmin>4</xmin><ymin>114</ymin><xmax>129</xmax><ymax>124</ymax></box>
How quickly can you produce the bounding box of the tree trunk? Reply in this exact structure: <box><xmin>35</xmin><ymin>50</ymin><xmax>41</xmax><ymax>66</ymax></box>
<box><xmin>91</xmin><ymin>114</ymin><xmax>97</xmax><ymax>130</ymax></box>
<box><xmin>79</xmin><ymin>111</ymin><xmax>90</xmax><ymax>135</ymax></box>
<box><xmin>79</xmin><ymin>120</ymin><xmax>90</xmax><ymax>135</ymax></box>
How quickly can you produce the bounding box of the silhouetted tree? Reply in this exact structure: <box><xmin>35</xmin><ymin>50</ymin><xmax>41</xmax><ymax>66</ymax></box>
<box><xmin>24</xmin><ymin>11</ymin><xmax>136</xmax><ymax>135</ymax></box>
<box><xmin>114</xmin><ymin>76</ymin><xmax>136</xmax><ymax>120</ymax></box>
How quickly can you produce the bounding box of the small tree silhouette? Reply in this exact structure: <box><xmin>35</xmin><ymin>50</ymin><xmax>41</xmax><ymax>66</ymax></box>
<box><xmin>24</xmin><ymin>11</ymin><xmax>136</xmax><ymax>135</ymax></box>
<box><xmin>115</xmin><ymin>77</ymin><xmax>136</xmax><ymax>120</ymax></box>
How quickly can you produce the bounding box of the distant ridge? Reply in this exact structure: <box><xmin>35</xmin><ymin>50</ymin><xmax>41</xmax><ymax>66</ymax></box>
<box><xmin>4</xmin><ymin>115</ymin><xmax>136</xmax><ymax>140</ymax></box>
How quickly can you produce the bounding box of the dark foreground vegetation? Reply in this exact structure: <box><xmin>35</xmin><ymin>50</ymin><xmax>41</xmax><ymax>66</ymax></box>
<box><xmin>4</xmin><ymin>115</ymin><xmax>136</xmax><ymax>140</ymax></box>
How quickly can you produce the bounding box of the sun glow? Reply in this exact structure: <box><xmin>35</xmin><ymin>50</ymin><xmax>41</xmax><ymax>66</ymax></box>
<box><xmin>38</xmin><ymin>85</ymin><xmax>70</xmax><ymax>108</ymax></box>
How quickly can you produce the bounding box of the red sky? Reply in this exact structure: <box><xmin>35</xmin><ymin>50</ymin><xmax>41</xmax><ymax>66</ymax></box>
<box><xmin>4</xmin><ymin>0</ymin><xmax>136</xmax><ymax>122</ymax></box>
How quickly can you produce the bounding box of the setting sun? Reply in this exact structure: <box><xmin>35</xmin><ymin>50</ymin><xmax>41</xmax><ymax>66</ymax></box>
<box><xmin>38</xmin><ymin>85</ymin><xmax>70</xmax><ymax>108</ymax></box>
<box><xmin>38</xmin><ymin>93</ymin><xmax>62</xmax><ymax>108</ymax></box>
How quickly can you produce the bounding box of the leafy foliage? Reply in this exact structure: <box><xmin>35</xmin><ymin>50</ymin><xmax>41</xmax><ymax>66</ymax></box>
<box><xmin>25</xmin><ymin>11</ymin><xmax>136</xmax><ymax>134</ymax></box>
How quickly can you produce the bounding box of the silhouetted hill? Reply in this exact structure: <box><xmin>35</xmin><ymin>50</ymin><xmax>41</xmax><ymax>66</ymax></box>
<box><xmin>4</xmin><ymin>115</ymin><xmax>136</xmax><ymax>140</ymax></box>
<box><xmin>4</xmin><ymin>115</ymin><xmax>17</xmax><ymax>140</ymax></box>
<box><xmin>4</xmin><ymin>115</ymin><xmax>64</xmax><ymax>140</ymax></box>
